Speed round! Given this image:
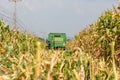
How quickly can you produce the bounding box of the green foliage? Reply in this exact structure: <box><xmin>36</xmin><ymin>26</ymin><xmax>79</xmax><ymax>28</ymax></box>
<box><xmin>0</xmin><ymin>20</ymin><xmax>46</xmax><ymax>80</ymax></box>
<box><xmin>66</xmin><ymin>8</ymin><xmax>120</xmax><ymax>80</ymax></box>
<box><xmin>0</xmin><ymin>7</ymin><xmax>120</xmax><ymax>80</ymax></box>
<box><xmin>67</xmin><ymin>8</ymin><xmax>120</xmax><ymax>62</ymax></box>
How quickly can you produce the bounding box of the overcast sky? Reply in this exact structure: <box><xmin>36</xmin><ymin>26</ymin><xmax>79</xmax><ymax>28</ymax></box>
<box><xmin>0</xmin><ymin>0</ymin><xmax>118</xmax><ymax>38</ymax></box>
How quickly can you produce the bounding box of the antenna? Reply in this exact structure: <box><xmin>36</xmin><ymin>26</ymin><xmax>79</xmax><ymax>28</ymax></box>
<box><xmin>9</xmin><ymin>0</ymin><xmax>22</xmax><ymax>31</ymax></box>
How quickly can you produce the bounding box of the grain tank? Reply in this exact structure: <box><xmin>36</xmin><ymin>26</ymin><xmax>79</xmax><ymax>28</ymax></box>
<box><xmin>47</xmin><ymin>33</ymin><xmax>66</xmax><ymax>49</ymax></box>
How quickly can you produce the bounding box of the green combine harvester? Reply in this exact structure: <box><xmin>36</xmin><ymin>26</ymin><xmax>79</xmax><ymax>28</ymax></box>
<box><xmin>47</xmin><ymin>33</ymin><xmax>67</xmax><ymax>49</ymax></box>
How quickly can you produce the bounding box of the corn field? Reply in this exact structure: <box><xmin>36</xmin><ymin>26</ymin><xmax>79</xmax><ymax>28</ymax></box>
<box><xmin>0</xmin><ymin>7</ymin><xmax>120</xmax><ymax>80</ymax></box>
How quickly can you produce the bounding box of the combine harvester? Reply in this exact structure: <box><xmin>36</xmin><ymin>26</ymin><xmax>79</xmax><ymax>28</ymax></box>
<box><xmin>47</xmin><ymin>33</ymin><xmax>67</xmax><ymax>49</ymax></box>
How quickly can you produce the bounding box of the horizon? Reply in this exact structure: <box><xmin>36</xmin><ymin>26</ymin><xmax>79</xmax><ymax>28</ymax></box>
<box><xmin>0</xmin><ymin>0</ymin><xmax>118</xmax><ymax>38</ymax></box>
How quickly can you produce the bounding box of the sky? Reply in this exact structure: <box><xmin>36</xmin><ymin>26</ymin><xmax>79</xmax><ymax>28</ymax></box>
<box><xmin>0</xmin><ymin>0</ymin><xmax>118</xmax><ymax>39</ymax></box>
